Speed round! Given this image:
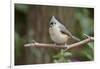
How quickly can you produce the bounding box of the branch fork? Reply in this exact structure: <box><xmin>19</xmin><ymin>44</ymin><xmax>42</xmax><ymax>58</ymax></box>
<box><xmin>24</xmin><ymin>34</ymin><xmax>94</xmax><ymax>51</ymax></box>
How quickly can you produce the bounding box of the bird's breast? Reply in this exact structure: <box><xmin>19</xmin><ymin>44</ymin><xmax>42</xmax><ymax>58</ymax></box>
<box><xmin>49</xmin><ymin>27</ymin><xmax>69</xmax><ymax>44</ymax></box>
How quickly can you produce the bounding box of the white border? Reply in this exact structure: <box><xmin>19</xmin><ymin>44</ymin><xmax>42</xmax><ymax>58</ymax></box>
<box><xmin>12</xmin><ymin>2</ymin><xmax>95</xmax><ymax>69</ymax></box>
<box><xmin>0</xmin><ymin>0</ymin><xmax>98</xmax><ymax>69</ymax></box>
<box><xmin>14</xmin><ymin>62</ymin><xmax>95</xmax><ymax>69</ymax></box>
<box><xmin>13</xmin><ymin>0</ymin><xmax>95</xmax><ymax>69</ymax></box>
<box><xmin>13</xmin><ymin>0</ymin><xmax>95</xmax><ymax>8</ymax></box>
<box><xmin>0</xmin><ymin>0</ymin><xmax>10</xmax><ymax>69</ymax></box>
<box><xmin>11</xmin><ymin>1</ymin><xmax>14</xmax><ymax>68</ymax></box>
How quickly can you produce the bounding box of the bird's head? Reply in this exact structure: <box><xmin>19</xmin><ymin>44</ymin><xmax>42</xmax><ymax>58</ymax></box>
<box><xmin>49</xmin><ymin>16</ymin><xmax>60</xmax><ymax>28</ymax></box>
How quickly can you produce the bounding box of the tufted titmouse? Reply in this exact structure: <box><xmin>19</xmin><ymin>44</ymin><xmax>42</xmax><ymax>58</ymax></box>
<box><xmin>49</xmin><ymin>16</ymin><xmax>80</xmax><ymax>47</ymax></box>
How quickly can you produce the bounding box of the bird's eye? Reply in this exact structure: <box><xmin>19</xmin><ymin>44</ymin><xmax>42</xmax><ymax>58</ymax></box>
<box><xmin>50</xmin><ymin>22</ymin><xmax>53</xmax><ymax>25</ymax></box>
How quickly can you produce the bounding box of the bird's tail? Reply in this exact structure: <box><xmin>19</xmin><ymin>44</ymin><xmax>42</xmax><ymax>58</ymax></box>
<box><xmin>71</xmin><ymin>36</ymin><xmax>80</xmax><ymax>41</ymax></box>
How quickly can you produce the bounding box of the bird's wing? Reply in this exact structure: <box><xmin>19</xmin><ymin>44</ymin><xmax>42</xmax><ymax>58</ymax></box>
<box><xmin>59</xmin><ymin>24</ymin><xmax>80</xmax><ymax>41</ymax></box>
<box><xmin>59</xmin><ymin>24</ymin><xmax>72</xmax><ymax>36</ymax></box>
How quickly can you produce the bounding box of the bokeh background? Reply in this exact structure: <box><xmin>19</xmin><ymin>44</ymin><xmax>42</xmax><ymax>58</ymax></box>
<box><xmin>15</xmin><ymin>4</ymin><xmax>94</xmax><ymax>65</ymax></box>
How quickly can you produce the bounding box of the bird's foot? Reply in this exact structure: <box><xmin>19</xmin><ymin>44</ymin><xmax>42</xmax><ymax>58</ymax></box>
<box><xmin>54</xmin><ymin>43</ymin><xmax>57</xmax><ymax>46</ymax></box>
<box><xmin>64</xmin><ymin>43</ymin><xmax>68</xmax><ymax>47</ymax></box>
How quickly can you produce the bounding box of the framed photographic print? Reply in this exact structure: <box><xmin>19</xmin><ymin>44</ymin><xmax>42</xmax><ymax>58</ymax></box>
<box><xmin>14</xmin><ymin>3</ymin><xmax>94</xmax><ymax>65</ymax></box>
<box><xmin>9</xmin><ymin>0</ymin><xmax>95</xmax><ymax>69</ymax></box>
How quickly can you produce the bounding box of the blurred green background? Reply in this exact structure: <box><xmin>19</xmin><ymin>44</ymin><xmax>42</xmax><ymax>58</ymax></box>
<box><xmin>15</xmin><ymin>4</ymin><xmax>94</xmax><ymax>65</ymax></box>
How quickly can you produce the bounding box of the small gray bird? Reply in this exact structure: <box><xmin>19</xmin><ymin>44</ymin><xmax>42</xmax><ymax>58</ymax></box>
<box><xmin>49</xmin><ymin>16</ymin><xmax>80</xmax><ymax>46</ymax></box>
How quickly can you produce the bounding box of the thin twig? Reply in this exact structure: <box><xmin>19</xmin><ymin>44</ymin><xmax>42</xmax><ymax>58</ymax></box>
<box><xmin>64</xmin><ymin>36</ymin><xmax>94</xmax><ymax>51</ymax></box>
<box><xmin>24</xmin><ymin>36</ymin><xmax>94</xmax><ymax>51</ymax></box>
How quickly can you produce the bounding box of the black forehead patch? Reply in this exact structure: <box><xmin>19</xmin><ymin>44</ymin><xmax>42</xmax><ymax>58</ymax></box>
<box><xmin>50</xmin><ymin>22</ymin><xmax>53</xmax><ymax>25</ymax></box>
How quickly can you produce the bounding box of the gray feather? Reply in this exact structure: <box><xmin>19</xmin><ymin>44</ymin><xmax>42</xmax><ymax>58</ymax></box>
<box><xmin>59</xmin><ymin>24</ymin><xmax>72</xmax><ymax>36</ymax></box>
<box><xmin>59</xmin><ymin>24</ymin><xmax>80</xmax><ymax>41</ymax></box>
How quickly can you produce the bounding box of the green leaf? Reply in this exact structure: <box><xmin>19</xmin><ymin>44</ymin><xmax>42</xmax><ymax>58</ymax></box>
<box><xmin>64</xmin><ymin>52</ymin><xmax>72</xmax><ymax>57</ymax></box>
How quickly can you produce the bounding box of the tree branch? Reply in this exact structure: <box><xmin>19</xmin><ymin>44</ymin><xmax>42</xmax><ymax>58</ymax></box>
<box><xmin>24</xmin><ymin>36</ymin><xmax>94</xmax><ymax>51</ymax></box>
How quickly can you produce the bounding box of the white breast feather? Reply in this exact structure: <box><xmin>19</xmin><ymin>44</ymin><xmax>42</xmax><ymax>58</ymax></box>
<box><xmin>49</xmin><ymin>27</ymin><xmax>69</xmax><ymax>44</ymax></box>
